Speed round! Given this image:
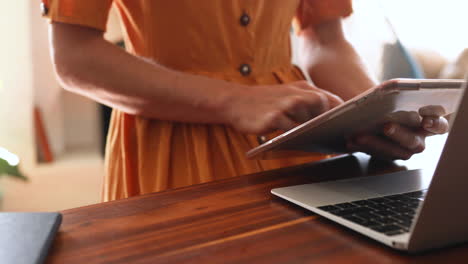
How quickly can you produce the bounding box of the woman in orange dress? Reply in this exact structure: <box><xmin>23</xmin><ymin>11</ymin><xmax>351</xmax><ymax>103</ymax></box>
<box><xmin>44</xmin><ymin>0</ymin><xmax>448</xmax><ymax>201</ymax></box>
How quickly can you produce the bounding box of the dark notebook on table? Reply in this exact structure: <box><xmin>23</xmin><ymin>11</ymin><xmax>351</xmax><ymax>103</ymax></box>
<box><xmin>0</xmin><ymin>212</ymin><xmax>62</xmax><ymax>264</ymax></box>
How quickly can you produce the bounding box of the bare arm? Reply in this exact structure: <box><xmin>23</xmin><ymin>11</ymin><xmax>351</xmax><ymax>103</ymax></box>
<box><xmin>296</xmin><ymin>18</ymin><xmax>448</xmax><ymax>160</ymax></box>
<box><xmin>296</xmin><ymin>19</ymin><xmax>377</xmax><ymax>100</ymax></box>
<box><xmin>50</xmin><ymin>22</ymin><xmax>237</xmax><ymax>124</ymax></box>
<box><xmin>50</xmin><ymin>22</ymin><xmax>341</xmax><ymax>134</ymax></box>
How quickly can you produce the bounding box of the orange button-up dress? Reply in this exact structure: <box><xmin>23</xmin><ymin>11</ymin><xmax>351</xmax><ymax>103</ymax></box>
<box><xmin>45</xmin><ymin>0</ymin><xmax>352</xmax><ymax>201</ymax></box>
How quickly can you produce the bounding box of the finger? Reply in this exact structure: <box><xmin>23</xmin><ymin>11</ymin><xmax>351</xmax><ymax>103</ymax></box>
<box><xmin>286</xmin><ymin>104</ymin><xmax>311</xmax><ymax>123</ymax></box>
<box><xmin>258</xmin><ymin>111</ymin><xmax>297</xmax><ymax>134</ymax></box>
<box><xmin>296</xmin><ymin>90</ymin><xmax>330</xmax><ymax>116</ymax></box>
<box><xmin>307</xmin><ymin>86</ymin><xmax>344</xmax><ymax>108</ymax></box>
<box><xmin>385</xmin><ymin>111</ymin><xmax>421</xmax><ymax>128</ymax></box>
<box><xmin>383</xmin><ymin>123</ymin><xmax>426</xmax><ymax>152</ymax></box>
<box><xmin>325</xmin><ymin>92</ymin><xmax>344</xmax><ymax>109</ymax></box>
<box><xmin>350</xmin><ymin>134</ymin><xmax>414</xmax><ymax>160</ymax></box>
<box><xmin>302</xmin><ymin>89</ymin><xmax>344</xmax><ymax>115</ymax></box>
<box><xmin>314</xmin><ymin>91</ymin><xmax>330</xmax><ymax>112</ymax></box>
<box><xmin>293</xmin><ymin>81</ymin><xmax>344</xmax><ymax>109</ymax></box>
<box><xmin>291</xmin><ymin>80</ymin><xmax>312</xmax><ymax>89</ymax></box>
<box><xmin>419</xmin><ymin>105</ymin><xmax>446</xmax><ymax>117</ymax></box>
<box><xmin>274</xmin><ymin>115</ymin><xmax>298</xmax><ymax>132</ymax></box>
<box><xmin>422</xmin><ymin>116</ymin><xmax>449</xmax><ymax>135</ymax></box>
<box><xmin>280</xmin><ymin>96</ymin><xmax>321</xmax><ymax>123</ymax></box>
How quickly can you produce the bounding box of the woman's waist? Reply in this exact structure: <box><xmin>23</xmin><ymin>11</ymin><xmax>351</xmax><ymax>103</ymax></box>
<box><xmin>137</xmin><ymin>51</ymin><xmax>297</xmax><ymax>81</ymax></box>
<box><xmin>173</xmin><ymin>63</ymin><xmax>306</xmax><ymax>85</ymax></box>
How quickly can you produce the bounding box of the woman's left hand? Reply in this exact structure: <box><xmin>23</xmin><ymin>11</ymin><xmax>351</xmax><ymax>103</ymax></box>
<box><xmin>346</xmin><ymin>105</ymin><xmax>449</xmax><ymax>160</ymax></box>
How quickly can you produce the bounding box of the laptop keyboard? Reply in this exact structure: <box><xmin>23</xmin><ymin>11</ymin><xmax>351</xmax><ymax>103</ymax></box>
<box><xmin>317</xmin><ymin>190</ymin><xmax>427</xmax><ymax>236</ymax></box>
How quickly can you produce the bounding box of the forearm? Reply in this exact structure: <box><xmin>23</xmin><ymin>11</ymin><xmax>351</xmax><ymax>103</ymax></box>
<box><xmin>50</xmin><ymin>23</ymin><xmax>237</xmax><ymax>124</ymax></box>
<box><xmin>297</xmin><ymin>20</ymin><xmax>377</xmax><ymax>101</ymax></box>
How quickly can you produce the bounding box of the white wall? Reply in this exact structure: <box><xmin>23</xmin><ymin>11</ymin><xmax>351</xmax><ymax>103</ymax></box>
<box><xmin>381</xmin><ymin>0</ymin><xmax>468</xmax><ymax>61</ymax></box>
<box><xmin>293</xmin><ymin>0</ymin><xmax>467</xmax><ymax>81</ymax></box>
<box><xmin>0</xmin><ymin>1</ymin><xmax>35</xmax><ymax>169</ymax></box>
<box><xmin>31</xmin><ymin>2</ymin><xmax>66</xmax><ymax>157</ymax></box>
<box><xmin>0</xmin><ymin>2</ymin><xmax>105</xmax><ymax>211</ymax></box>
<box><xmin>105</xmin><ymin>5</ymin><xmax>124</xmax><ymax>43</ymax></box>
<box><xmin>0</xmin><ymin>1</ymin><xmax>112</xmax><ymax>168</ymax></box>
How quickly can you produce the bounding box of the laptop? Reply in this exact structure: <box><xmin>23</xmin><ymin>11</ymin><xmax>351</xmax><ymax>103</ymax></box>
<box><xmin>271</xmin><ymin>76</ymin><xmax>468</xmax><ymax>252</ymax></box>
<box><xmin>0</xmin><ymin>212</ymin><xmax>62</xmax><ymax>264</ymax></box>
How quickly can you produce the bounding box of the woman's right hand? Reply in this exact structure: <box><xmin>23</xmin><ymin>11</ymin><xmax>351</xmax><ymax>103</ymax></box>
<box><xmin>224</xmin><ymin>80</ymin><xmax>343</xmax><ymax>135</ymax></box>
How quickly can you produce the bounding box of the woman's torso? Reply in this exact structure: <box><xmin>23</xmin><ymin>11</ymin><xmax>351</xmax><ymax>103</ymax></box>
<box><xmin>115</xmin><ymin>0</ymin><xmax>299</xmax><ymax>82</ymax></box>
<box><xmin>103</xmin><ymin>0</ymin><xmax>328</xmax><ymax>201</ymax></box>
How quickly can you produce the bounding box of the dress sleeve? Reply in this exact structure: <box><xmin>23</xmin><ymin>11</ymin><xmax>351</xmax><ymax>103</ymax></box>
<box><xmin>41</xmin><ymin>0</ymin><xmax>114</xmax><ymax>31</ymax></box>
<box><xmin>293</xmin><ymin>0</ymin><xmax>353</xmax><ymax>34</ymax></box>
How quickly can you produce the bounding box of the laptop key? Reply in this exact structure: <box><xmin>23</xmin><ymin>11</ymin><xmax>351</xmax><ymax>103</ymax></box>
<box><xmin>372</xmin><ymin>210</ymin><xmax>398</xmax><ymax>217</ymax></box>
<box><xmin>334</xmin><ymin>203</ymin><xmax>358</xmax><ymax>209</ymax></box>
<box><xmin>406</xmin><ymin>201</ymin><xmax>421</xmax><ymax>209</ymax></box>
<box><xmin>391</xmin><ymin>215</ymin><xmax>413</xmax><ymax>224</ymax></box>
<box><xmin>355</xmin><ymin>212</ymin><xmax>382</xmax><ymax>219</ymax></box>
<box><xmin>393</xmin><ymin>213</ymin><xmax>414</xmax><ymax>222</ymax></box>
<box><xmin>371</xmin><ymin>224</ymin><xmax>402</xmax><ymax>234</ymax></box>
<box><xmin>360</xmin><ymin>220</ymin><xmax>381</xmax><ymax>228</ymax></box>
<box><xmin>386</xmin><ymin>195</ymin><xmax>406</xmax><ymax>201</ymax></box>
<box><xmin>352</xmin><ymin>200</ymin><xmax>377</xmax><ymax>207</ymax></box>
<box><xmin>386</xmin><ymin>229</ymin><xmax>407</xmax><ymax>236</ymax></box>
<box><xmin>317</xmin><ymin>205</ymin><xmax>340</xmax><ymax>212</ymax></box>
<box><xmin>375</xmin><ymin>217</ymin><xmax>398</xmax><ymax>225</ymax></box>
<box><xmin>406</xmin><ymin>190</ymin><xmax>427</xmax><ymax>199</ymax></box>
<box><xmin>343</xmin><ymin>215</ymin><xmax>369</xmax><ymax>225</ymax></box>
<box><xmin>404</xmin><ymin>213</ymin><xmax>417</xmax><ymax>219</ymax></box>
<box><xmin>402</xmin><ymin>194</ymin><xmax>421</xmax><ymax>201</ymax></box>
<box><xmin>396</xmin><ymin>220</ymin><xmax>413</xmax><ymax>229</ymax></box>
<box><xmin>391</xmin><ymin>207</ymin><xmax>415</xmax><ymax>214</ymax></box>
<box><xmin>331</xmin><ymin>207</ymin><xmax>371</xmax><ymax>217</ymax></box>
<box><xmin>367</xmin><ymin>203</ymin><xmax>394</xmax><ymax>211</ymax></box>
<box><xmin>386</xmin><ymin>201</ymin><xmax>407</xmax><ymax>208</ymax></box>
<box><xmin>396</xmin><ymin>196</ymin><xmax>418</xmax><ymax>203</ymax></box>
<box><xmin>368</xmin><ymin>197</ymin><xmax>392</xmax><ymax>204</ymax></box>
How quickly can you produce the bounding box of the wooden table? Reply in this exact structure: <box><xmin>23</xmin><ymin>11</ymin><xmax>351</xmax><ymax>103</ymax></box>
<box><xmin>46</xmin><ymin>136</ymin><xmax>468</xmax><ymax>263</ymax></box>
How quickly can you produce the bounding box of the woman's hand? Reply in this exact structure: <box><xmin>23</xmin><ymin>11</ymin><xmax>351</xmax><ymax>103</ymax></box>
<box><xmin>347</xmin><ymin>105</ymin><xmax>449</xmax><ymax>160</ymax></box>
<box><xmin>225</xmin><ymin>81</ymin><xmax>343</xmax><ymax>134</ymax></box>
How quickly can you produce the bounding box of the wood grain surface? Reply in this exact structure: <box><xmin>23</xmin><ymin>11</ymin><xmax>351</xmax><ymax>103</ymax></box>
<box><xmin>46</xmin><ymin>138</ymin><xmax>468</xmax><ymax>263</ymax></box>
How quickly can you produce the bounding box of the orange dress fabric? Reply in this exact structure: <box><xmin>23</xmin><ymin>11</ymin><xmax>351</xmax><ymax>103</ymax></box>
<box><xmin>44</xmin><ymin>0</ymin><xmax>352</xmax><ymax>201</ymax></box>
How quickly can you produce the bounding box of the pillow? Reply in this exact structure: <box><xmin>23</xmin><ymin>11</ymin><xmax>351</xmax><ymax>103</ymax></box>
<box><xmin>379</xmin><ymin>39</ymin><xmax>425</xmax><ymax>80</ymax></box>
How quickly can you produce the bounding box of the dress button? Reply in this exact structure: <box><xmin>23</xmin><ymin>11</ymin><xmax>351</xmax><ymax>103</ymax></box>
<box><xmin>40</xmin><ymin>3</ymin><xmax>49</xmax><ymax>16</ymax></box>
<box><xmin>239</xmin><ymin>64</ymin><xmax>252</xmax><ymax>76</ymax></box>
<box><xmin>240</xmin><ymin>13</ymin><xmax>250</xmax><ymax>26</ymax></box>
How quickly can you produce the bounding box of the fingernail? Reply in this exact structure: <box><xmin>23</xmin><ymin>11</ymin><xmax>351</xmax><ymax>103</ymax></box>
<box><xmin>424</xmin><ymin>119</ymin><xmax>434</xmax><ymax>129</ymax></box>
<box><xmin>384</xmin><ymin>124</ymin><xmax>395</xmax><ymax>136</ymax></box>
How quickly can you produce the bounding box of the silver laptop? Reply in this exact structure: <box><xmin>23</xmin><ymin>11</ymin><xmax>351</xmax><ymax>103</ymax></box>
<box><xmin>272</xmin><ymin>76</ymin><xmax>468</xmax><ymax>253</ymax></box>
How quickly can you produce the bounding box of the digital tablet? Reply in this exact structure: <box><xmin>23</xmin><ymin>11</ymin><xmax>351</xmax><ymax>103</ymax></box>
<box><xmin>246</xmin><ymin>79</ymin><xmax>466</xmax><ymax>159</ymax></box>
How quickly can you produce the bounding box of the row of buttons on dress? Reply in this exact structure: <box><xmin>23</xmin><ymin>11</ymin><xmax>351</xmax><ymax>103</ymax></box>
<box><xmin>239</xmin><ymin>12</ymin><xmax>252</xmax><ymax>76</ymax></box>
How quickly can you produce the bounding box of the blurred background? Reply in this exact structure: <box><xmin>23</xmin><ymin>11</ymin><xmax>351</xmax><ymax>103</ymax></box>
<box><xmin>0</xmin><ymin>0</ymin><xmax>466</xmax><ymax>212</ymax></box>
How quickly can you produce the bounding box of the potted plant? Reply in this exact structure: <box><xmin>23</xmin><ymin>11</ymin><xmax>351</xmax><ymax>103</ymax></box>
<box><xmin>0</xmin><ymin>147</ymin><xmax>27</xmax><ymax>207</ymax></box>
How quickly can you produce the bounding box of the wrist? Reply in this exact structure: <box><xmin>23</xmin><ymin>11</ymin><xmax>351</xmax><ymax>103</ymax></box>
<box><xmin>216</xmin><ymin>81</ymin><xmax>249</xmax><ymax>127</ymax></box>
